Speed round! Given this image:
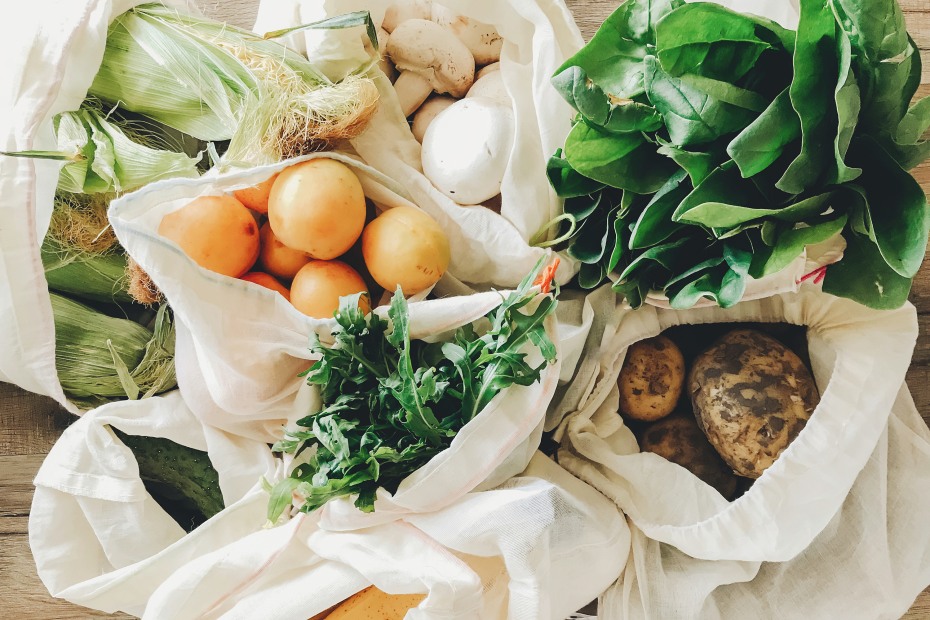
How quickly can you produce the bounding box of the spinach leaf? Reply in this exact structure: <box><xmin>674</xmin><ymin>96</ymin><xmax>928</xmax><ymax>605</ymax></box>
<box><xmin>777</xmin><ymin>0</ymin><xmax>841</xmax><ymax>194</ymax></box>
<box><xmin>657</xmin><ymin>138</ymin><xmax>720</xmax><ymax>185</ymax></box>
<box><xmin>728</xmin><ymin>87</ymin><xmax>800</xmax><ymax>178</ymax></box>
<box><xmin>822</xmin><ymin>230</ymin><xmax>914</xmax><ymax>309</ymax></box>
<box><xmin>849</xmin><ymin>136</ymin><xmax>929</xmax><ymax>278</ymax></box>
<box><xmin>749</xmin><ymin>215</ymin><xmax>848</xmax><ymax>278</ymax></box>
<box><xmin>644</xmin><ymin>55</ymin><xmax>757</xmax><ymax>147</ymax></box>
<box><xmin>552</xmin><ymin>66</ymin><xmax>663</xmax><ymax>134</ymax></box>
<box><xmin>563</xmin><ymin>120</ymin><xmax>676</xmax><ymax>193</ymax></box>
<box><xmin>630</xmin><ymin>169</ymin><xmax>690</xmax><ymax>249</ymax></box>
<box><xmin>555</xmin><ymin>0</ymin><xmax>682</xmax><ymax>99</ymax></box>
<box><xmin>547</xmin><ymin>148</ymin><xmax>605</xmax><ymax>198</ymax></box>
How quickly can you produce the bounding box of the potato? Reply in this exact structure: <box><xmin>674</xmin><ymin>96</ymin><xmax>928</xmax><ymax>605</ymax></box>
<box><xmin>617</xmin><ymin>335</ymin><xmax>685</xmax><ymax>422</ymax></box>
<box><xmin>240</xmin><ymin>272</ymin><xmax>289</xmax><ymax>300</ymax></box>
<box><xmin>233</xmin><ymin>173</ymin><xmax>278</xmax><ymax>214</ymax></box>
<box><xmin>268</xmin><ymin>159</ymin><xmax>366</xmax><ymax>259</ymax></box>
<box><xmin>325</xmin><ymin>586</ymin><xmax>425</xmax><ymax>620</ymax></box>
<box><xmin>639</xmin><ymin>413</ymin><xmax>740</xmax><ymax>499</ymax></box>
<box><xmin>361</xmin><ymin>206</ymin><xmax>450</xmax><ymax>295</ymax></box>
<box><xmin>689</xmin><ymin>328</ymin><xmax>820</xmax><ymax>478</ymax></box>
<box><xmin>158</xmin><ymin>195</ymin><xmax>259</xmax><ymax>277</ymax></box>
<box><xmin>290</xmin><ymin>260</ymin><xmax>370</xmax><ymax>319</ymax></box>
<box><xmin>258</xmin><ymin>222</ymin><xmax>311</xmax><ymax>280</ymax></box>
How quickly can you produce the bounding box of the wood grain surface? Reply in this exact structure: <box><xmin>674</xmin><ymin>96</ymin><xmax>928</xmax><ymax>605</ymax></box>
<box><xmin>2</xmin><ymin>0</ymin><xmax>929</xmax><ymax>618</ymax></box>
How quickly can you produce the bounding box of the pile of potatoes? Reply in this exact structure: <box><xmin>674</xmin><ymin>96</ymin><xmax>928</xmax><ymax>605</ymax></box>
<box><xmin>617</xmin><ymin>325</ymin><xmax>821</xmax><ymax>499</ymax></box>
<box><xmin>158</xmin><ymin>158</ymin><xmax>451</xmax><ymax>318</ymax></box>
<box><xmin>375</xmin><ymin>1</ymin><xmax>512</xmax><ymax>208</ymax></box>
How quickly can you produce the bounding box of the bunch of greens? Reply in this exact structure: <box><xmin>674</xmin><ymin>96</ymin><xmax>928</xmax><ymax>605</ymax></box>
<box><xmin>267</xmin><ymin>265</ymin><xmax>558</xmax><ymax>519</ymax></box>
<box><xmin>547</xmin><ymin>0</ymin><xmax>930</xmax><ymax>309</ymax></box>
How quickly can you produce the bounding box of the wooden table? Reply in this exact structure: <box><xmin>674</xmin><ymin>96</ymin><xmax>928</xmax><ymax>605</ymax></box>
<box><xmin>1</xmin><ymin>0</ymin><xmax>929</xmax><ymax>617</ymax></box>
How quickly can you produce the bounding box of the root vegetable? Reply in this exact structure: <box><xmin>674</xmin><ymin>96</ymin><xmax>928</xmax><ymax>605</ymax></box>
<box><xmin>258</xmin><ymin>222</ymin><xmax>310</xmax><ymax>280</ymax></box>
<box><xmin>240</xmin><ymin>272</ymin><xmax>290</xmax><ymax>300</ymax></box>
<box><xmin>411</xmin><ymin>95</ymin><xmax>455</xmax><ymax>142</ymax></box>
<box><xmin>233</xmin><ymin>173</ymin><xmax>278</xmax><ymax>214</ymax></box>
<box><xmin>362</xmin><ymin>206</ymin><xmax>450</xmax><ymax>295</ymax></box>
<box><xmin>386</xmin><ymin>19</ymin><xmax>475</xmax><ymax>98</ymax></box>
<box><xmin>421</xmin><ymin>97</ymin><xmax>513</xmax><ymax>205</ymax></box>
<box><xmin>617</xmin><ymin>335</ymin><xmax>685</xmax><ymax>422</ymax></box>
<box><xmin>290</xmin><ymin>260</ymin><xmax>370</xmax><ymax>319</ymax></box>
<box><xmin>640</xmin><ymin>413</ymin><xmax>740</xmax><ymax>499</ymax></box>
<box><xmin>158</xmin><ymin>195</ymin><xmax>259</xmax><ymax>277</ymax></box>
<box><xmin>689</xmin><ymin>329</ymin><xmax>820</xmax><ymax>478</ymax></box>
<box><xmin>325</xmin><ymin>586</ymin><xmax>425</xmax><ymax>619</ymax></box>
<box><xmin>430</xmin><ymin>5</ymin><xmax>503</xmax><ymax>66</ymax></box>
<box><xmin>268</xmin><ymin>159</ymin><xmax>366</xmax><ymax>260</ymax></box>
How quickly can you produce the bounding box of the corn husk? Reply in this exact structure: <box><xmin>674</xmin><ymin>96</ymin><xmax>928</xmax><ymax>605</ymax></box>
<box><xmin>42</xmin><ymin>238</ymin><xmax>132</xmax><ymax>303</ymax></box>
<box><xmin>89</xmin><ymin>3</ymin><xmax>380</xmax><ymax>162</ymax></box>
<box><xmin>51</xmin><ymin>293</ymin><xmax>176</xmax><ymax>406</ymax></box>
<box><xmin>55</xmin><ymin>106</ymin><xmax>201</xmax><ymax>194</ymax></box>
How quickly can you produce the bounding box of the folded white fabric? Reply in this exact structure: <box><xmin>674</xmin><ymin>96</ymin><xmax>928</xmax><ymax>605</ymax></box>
<box><xmin>31</xmin><ymin>393</ymin><xmax>629</xmax><ymax>619</ymax></box>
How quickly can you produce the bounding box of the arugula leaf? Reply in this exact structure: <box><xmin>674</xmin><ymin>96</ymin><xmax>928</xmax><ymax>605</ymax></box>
<box><xmin>269</xmin><ymin>263</ymin><xmax>559</xmax><ymax>516</ymax></box>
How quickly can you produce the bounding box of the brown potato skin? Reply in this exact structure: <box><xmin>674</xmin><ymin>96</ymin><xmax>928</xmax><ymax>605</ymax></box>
<box><xmin>618</xmin><ymin>335</ymin><xmax>686</xmax><ymax>422</ymax></box>
<box><xmin>323</xmin><ymin>586</ymin><xmax>425</xmax><ymax>619</ymax></box>
<box><xmin>640</xmin><ymin>414</ymin><xmax>740</xmax><ymax>500</ymax></box>
<box><xmin>689</xmin><ymin>329</ymin><xmax>820</xmax><ymax>478</ymax></box>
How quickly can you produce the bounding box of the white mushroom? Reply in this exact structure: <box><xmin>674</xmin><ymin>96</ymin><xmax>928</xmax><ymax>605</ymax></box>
<box><xmin>376</xmin><ymin>27</ymin><xmax>397</xmax><ymax>82</ymax></box>
<box><xmin>466</xmin><ymin>70</ymin><xmax>508</xmax><ymax>106</ymax></box>
<box><xmin>381</xmin><ymin>0</ymin><xmax>432</xmax><ymax>33</ymax></box>
<box><xmin>476</xmin><ymin>61</ymin><xmax>500</xmax><ymax>81</ymax></box>
<box><xmin>421</xmin><ymin>97</ymin><xmax>514</xmax><ymax>205</ymax></box>
<box><xmin>394</xmin><ymin>71</ymin><xmax>433</xmax><ymax>117</ymax></box>
<box><xmin>411</xmin><ymin>95</ymin><xmax>456</xmax><ymax>142</ymax></box>
<box><xmin>430</xmin><ymin>5</ymin><xmax>503</xmax><ymax>66</ymax></box>
<box><xmin>386</xmin><ymin>19</ymin><xmax>475</xmax><ymax>98</ymax></box>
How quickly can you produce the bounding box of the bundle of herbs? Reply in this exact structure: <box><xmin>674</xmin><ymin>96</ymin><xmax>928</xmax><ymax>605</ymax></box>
<box><xmin>546</xmin><ymin>0</ymin><xmax>930</xmax><ymax>310</ymax></box>
<box><xmin>268</xmin><ymin>263</ymin><xmax>559</xmax><ymax>519</ymax></box>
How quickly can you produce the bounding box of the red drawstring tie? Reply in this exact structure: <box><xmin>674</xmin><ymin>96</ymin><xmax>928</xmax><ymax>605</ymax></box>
<box><xmin>533</xmin><ymin>257</ymin><xmax>561</xmax><ymax>294</ymax></box>
<box><xmin>799</xmin><ymin>265</ymin><xmax>827</xmax><ymax>285</ymax></box>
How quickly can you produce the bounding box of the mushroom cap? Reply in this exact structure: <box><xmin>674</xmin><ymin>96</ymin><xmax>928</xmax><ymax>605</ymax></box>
<box><xmin>430</xmin><ymin>5</ymin><xmax>503</xmax><ymax>66</ymax></box>
<box><xmin>381</xmin><ymin>0</ymin><xmax>432</xmax><ymax>33</ymax></box>
<box><xmin>386</xmin><ymin>19</ymin><xmax>475</xmax><ymax>98</ymax></box>
<box><xmin>476</xmin><ymin>61</ymin><xmax>500</xmax><ymax>81</ymax></box>
<box><xmin>412</xmin><ymin>95</ymin><xmax>456</xmax><ymax>142</ymax></box>
<box><xmin>466</xmin><ymin>70</ymin><xmax>509</xmax><ymax>106</ymax></box>
<box><xmin>421</xmin><ymin>97</ymin><xmax>514</xmax><ymax>205</ymax></box>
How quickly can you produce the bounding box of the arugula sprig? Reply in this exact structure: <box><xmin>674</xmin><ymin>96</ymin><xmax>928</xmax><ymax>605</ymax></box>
<box><xmin>267</xmin><ymin>261</ymin><xmax>559</xmax><ymax>520</ymax></box>
<box><xmin>548</xmin><ymin>0</ymin><xmax>930</xmax><ymax>310</ymax></box>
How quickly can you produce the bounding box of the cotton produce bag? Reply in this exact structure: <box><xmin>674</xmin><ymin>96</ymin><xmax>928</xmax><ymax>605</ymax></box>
<box><xmin>0</xmin><ymin>0</ymin><xmax>193</xmax><ymax>412</ymax></box>
<box><xmin>253</xmin><ymin>0</ymin><xmax>585</xmax><ymax>289</ymax></box>
<box><xmin>109</xmin><ymin>157</ymin><xmax>567</xmax><ymax>516</ymax></box>
<box><xmin>552</xmin><ymin>286</ymin><xmax>930</xmax><ymax>618</ymax></box>
<box><xmin>30</xmin><ymin>390</ymin><xmax>629</xmax><ymax>619</ymax></box>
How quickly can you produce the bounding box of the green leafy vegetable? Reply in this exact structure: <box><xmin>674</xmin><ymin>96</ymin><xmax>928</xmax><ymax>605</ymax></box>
<box><xmin>547</xmin><ymin>0</ymin><xmax>930</xmax><ymax>310</ymax></box>
<box><xmin>267</xmin><ymin>263</ymin><xmax>559</xmax><ymax>520</ymax></box>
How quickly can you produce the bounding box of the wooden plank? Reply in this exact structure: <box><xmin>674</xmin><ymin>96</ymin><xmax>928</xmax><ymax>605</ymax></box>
<box><xmin>907</xmin><ymin>12</ymin><xmax>930</xmax><ymax>50</ymax></box>
<box><xmin>904</xmin><ymin>589</ymin><xmax>930</xmax><ymax>620</ymax></box>
<box><xmin>0</xmin><ymin>534</ymin><xmax>131</xmax><ymax>619</ymax></box>
<box><xmin>0</xmin><ymin>383</ymin><xmax>72</xmax><ymax>457</ymax></box>
<box><xmin>901</xmin><ymin>0</ymin><xmax>930</xmax><ymax>12</ymax></box>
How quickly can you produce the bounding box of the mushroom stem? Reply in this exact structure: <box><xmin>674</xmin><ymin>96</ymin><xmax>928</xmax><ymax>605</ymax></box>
<box><xmin>393</xmin><ymin>71</ymin><xmax>433</xmax><ymax>117</ymax></box>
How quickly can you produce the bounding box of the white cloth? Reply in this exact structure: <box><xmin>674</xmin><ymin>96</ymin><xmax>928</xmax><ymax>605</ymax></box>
<box><xmin>553</xmin><ymin>287</ymin><xmax>930</xmax><ymax>618</ymax></box>
<box><xmin>31</xmin><ymin>391</ymin><xmax>629</xmax><ymax>619</ymax></box>
<box><xmin>254</xmin><ymin>0</ymin><xmax>586</xmax><ymax>288</ymax></box>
